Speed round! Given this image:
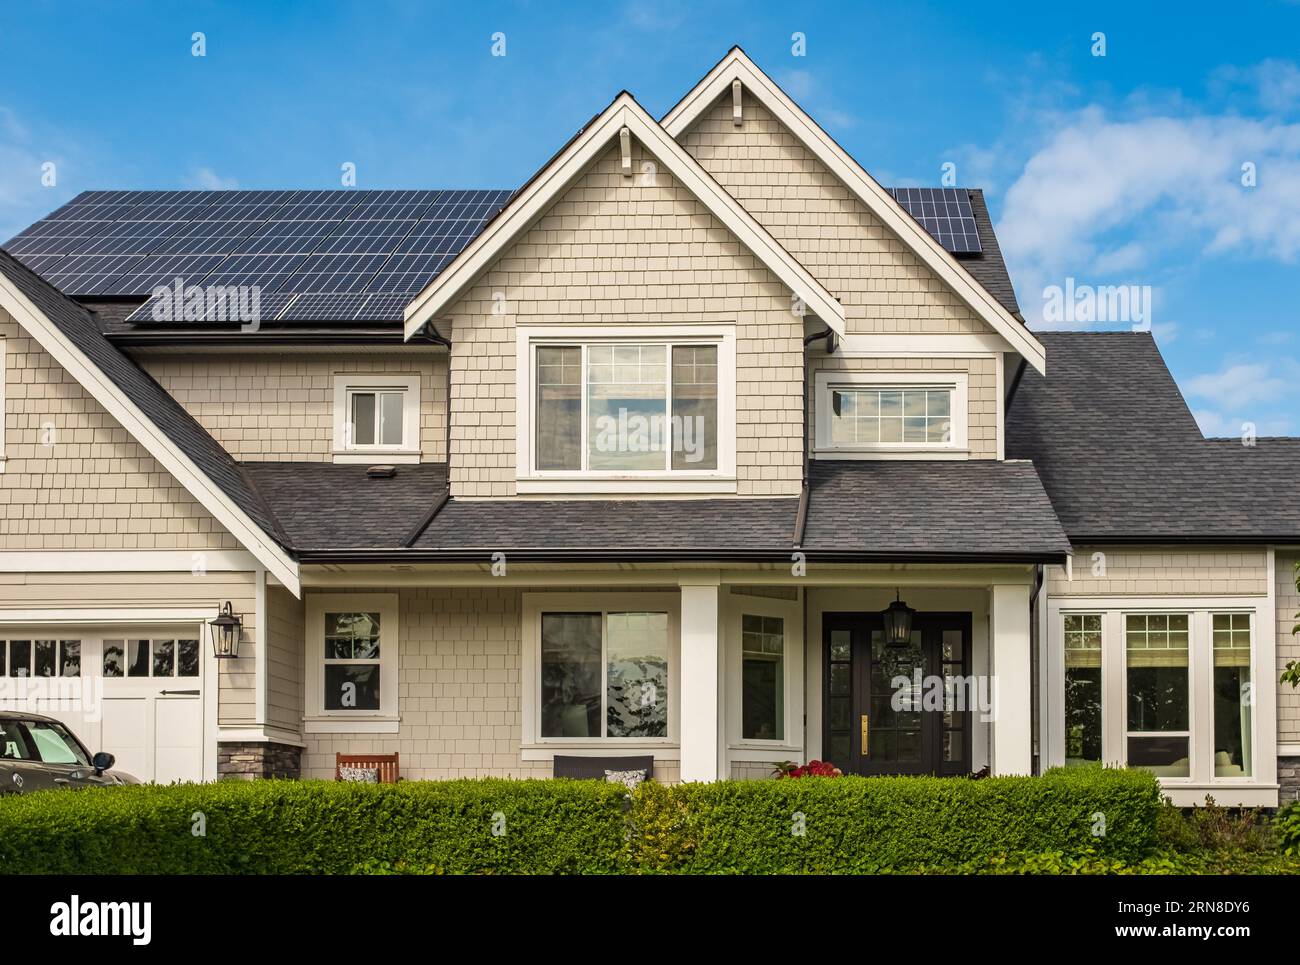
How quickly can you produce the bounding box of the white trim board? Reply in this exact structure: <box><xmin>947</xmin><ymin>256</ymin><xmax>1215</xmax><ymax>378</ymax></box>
<box><xmin>661</xmin><ymin>48</ymin><xmax>1046</xmax><ymax>375</ymax></box>
<box><xmin>0</xmin><ymin>276</ymin><xmax>301</xmax><ymax>596</ymax></box>
<box><xmin>0</xmin><ymin>550</ymin><xmax>260</xmax><ymax>573</ymax></box>
<box><xmin>403</xmin><ymin>93</ymin><xmax>845</xmax><ymax>340</ymax></box>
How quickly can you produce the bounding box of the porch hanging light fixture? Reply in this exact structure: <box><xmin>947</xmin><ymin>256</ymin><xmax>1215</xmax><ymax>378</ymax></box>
<box><xmin>881</xmin><ymin>589</ymin><xmax>916</xmax><ymax>648</ymax></box>
<box><xmin>209</xmin><ymin>601</ymin><xmax>243</xmax><ymax>659</ymax></box>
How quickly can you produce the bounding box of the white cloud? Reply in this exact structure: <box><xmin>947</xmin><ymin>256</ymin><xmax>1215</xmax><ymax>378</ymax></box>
<box><xmin>187</xmin><ymin>167</ymin><xmax>239</xmax><ymax>190</ymax></box>
<box><xmin>775</xmin><ymin>69</ymin><xmax>857</xmax><ymax>130</ymax></box>
<box><xmin>1185</xmin><ymin>358</ymin><xmax>1300</xmax><ymax>436</ymax></box>
<box><xmin>997</xmin><ymin>105</ymin><xmax>1300</xmax><ymax>324</ymax></box>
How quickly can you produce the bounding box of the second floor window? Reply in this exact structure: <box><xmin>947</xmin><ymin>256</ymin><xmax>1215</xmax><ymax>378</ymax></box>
<box><xmin>348</xmin><ymin>388</ymin><xmax>405</xmax><ymax>448</ymax></box>
<box><xmin>535</xmin><ymin>342</ymin><xmax>719</xmax><ymax>472</ymax></box>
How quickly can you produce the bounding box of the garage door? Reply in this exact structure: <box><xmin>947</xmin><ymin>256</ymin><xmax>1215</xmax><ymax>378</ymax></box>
<box><xmin>0</xmin><ymin>631</ymin><xmax>207</xmax><ymax>783</ymax></box>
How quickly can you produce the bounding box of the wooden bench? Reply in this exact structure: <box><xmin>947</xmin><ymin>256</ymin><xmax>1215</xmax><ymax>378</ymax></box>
<box><xmin>335</xmin><ymin>751</ymin><xmax>400</xmax><ymax>783</ymax></box>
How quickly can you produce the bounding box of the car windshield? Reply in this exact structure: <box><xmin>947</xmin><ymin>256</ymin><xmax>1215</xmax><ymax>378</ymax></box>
<box><xmin>0</xmin><ymin>720</ymin><xmax>34</xmax><ymax>760</ymax></box>
<box><xmin>22</xmin><ymin>721</ymin><xmax>89</xmax><ymax>766</ymax></box>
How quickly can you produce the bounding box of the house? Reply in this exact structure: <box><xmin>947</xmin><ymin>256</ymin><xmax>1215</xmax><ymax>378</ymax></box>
<box><xmin>0</xmin><ymin>48</ymin><xmax>1296</xmax><ymax>806</ymax></box>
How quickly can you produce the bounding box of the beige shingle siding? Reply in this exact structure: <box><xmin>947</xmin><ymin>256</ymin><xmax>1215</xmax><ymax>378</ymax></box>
<box><xmin>1278</xmin><ymin>552</ymin><xmax>1299</xmax><ymax>743</ymax></box>
<box><xmin>1046</xmin><ymin>546</ymin><xmax>1270</xmax><ymax>597</ymax></box>
<box><xmin>139</xmin><ymin>352</ymin><xmax>447</xmax><ymax>462</ymax></box>
<box><xmin>0</xmin><ymin>568</ymin><xmax>257</xmax><ymax>726</ymax></box>
<box><xmin>445</xmin><ymin>142</ymin><xmax>805</xmax><ymax>497</ymax></box>
<box><xmin>810</xmin><ymin>355</ymin><xmax>1000</xmax><ymax>459</ymax></box>
<box><xmin>266</xmin><ymin>585</ymin><xmax>304</xmax><ymax>734</ymax></box>
<box><xmin>0</xmin><ymin>309</ymin><xmax>237</xmax><ymax>550</ymax></box>
<box><xmin>679</xmin><ymin>95</ymin><xmax>995</xmax><ymax>337</ymax></box>
<box><xmin>298</xmin><ymin>585</ymin><xmax>679</xmax><ymax>782</ymax></box>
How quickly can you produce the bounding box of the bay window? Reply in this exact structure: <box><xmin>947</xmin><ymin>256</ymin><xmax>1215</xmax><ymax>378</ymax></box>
<box><xmin>1052</xmin><ymin>604</ymin><xmax>1265</xmax><ymax>792</ymax></box>
<box><xmin>519</xmin><ymin>327</ymin><xmax>735</xmax><ymax>491</ymax></box>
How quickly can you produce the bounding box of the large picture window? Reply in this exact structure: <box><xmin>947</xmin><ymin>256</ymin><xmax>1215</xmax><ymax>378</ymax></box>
<box><xmin>540</xmin><ymin>610</ymin><xmax>669</xmax><ymax>739</ymax></box>
<box><xmin>520</xmin><ymin>328</ymin><xmax>735</xmax><ymax>490</ymax></box>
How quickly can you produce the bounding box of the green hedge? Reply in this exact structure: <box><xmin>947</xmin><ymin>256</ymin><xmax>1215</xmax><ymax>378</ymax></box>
<box><xmin>630</xmin><ymin>767</ymin><xmax>1161</xmax><ymax>873</ymax></box>
<box><xmin>0</xmin><ymin>767</ymin><xmax>1161</xmax><ymax>874</ymax></box>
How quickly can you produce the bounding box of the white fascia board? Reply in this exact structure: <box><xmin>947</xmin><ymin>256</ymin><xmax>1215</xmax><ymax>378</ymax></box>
<box><xmin>662</xmin><ymin>49</ymin><xmax>1046</xmax><ymax>375</ymax></box>
<box><xmin>0</xmin><ymin>276</ymin><xmax>301</xmax><ymax>597</ymax></box>
<box><xmin>403</xmin><ymin>93</ymin><xmax>845</xmax><ymax>340</ymax></box>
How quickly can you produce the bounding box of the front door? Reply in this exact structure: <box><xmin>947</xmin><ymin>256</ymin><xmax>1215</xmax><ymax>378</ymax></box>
<box><xmin>823</xmin><ymin>612</ymin><xmax>971</xmax><ymax>776</ymax></box>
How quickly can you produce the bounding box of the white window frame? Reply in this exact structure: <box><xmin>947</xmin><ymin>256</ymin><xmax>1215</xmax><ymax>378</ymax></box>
<box><xmin>1046</xmin><ymin>595</ymin><xmax>1275</xmax><ymax>805</ymax></box>
<box><xmin>515</xmin><ymin>325</ymin><xmax>737</xmax><ymax>494</ymax></box>
<box><xmin>814</xmin><ymin>370</ymin><xmax>968</xmax><ymax>459</ymax></box>
<box><xmin>304</xmin><ymin>593</ymin><xmax>399</xmax><ymax>733</ymax></box>
<box><xmin>725</xmin><ymin>591</ymin><xmax>804</xmax><ymax>760</ymax></box>
<box><xmin>331</xmin><ymin>374</ymin><xmax>420</xmax><ymax>464</ymax></box>
<box><xmin>520</xmin><ymin>592</ymin><xmax>680</xmax><ymax>759</ymax></box>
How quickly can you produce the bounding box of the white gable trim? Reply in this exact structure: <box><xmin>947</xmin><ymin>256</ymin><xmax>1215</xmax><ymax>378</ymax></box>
<box><xmin>662</xmin><ymin>49</ymin><xmax>1046</xmax><ymax>375</ymax></box>
<box><xmin>403</xmin><ymin>93</ymin><xmax>845</xmax><ymax>340</ymax></box>
<box><xmin>0</xmin><ymin>277</ymin><xmax>301</xmax><ymax>596</ymax></box>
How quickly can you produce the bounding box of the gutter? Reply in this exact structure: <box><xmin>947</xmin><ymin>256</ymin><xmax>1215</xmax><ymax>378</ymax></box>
<box><xmin>295</xmin><ymin>547</ymin><xmax>1068</xmax><ymax>566</ymax></box>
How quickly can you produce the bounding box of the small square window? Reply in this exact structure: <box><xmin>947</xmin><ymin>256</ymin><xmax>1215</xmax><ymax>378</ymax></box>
<box><xmin>334</xmin><ymin>375</ymin><xmax>420</xmax><ymax>459</ymax></box>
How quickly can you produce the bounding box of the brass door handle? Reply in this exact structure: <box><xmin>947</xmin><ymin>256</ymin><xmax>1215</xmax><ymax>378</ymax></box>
<box><xmin>860</xmin><ymin>714</ymin><xmax>869</xmax><ymax>755</ymax></box>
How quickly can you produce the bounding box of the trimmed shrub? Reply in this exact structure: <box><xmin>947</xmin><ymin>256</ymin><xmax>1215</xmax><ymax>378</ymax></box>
<box><xmin>0</xmin><ymin>778</ymin><xmax>631</xmax><ymax>875</ymax></box>
<box><xmin>1278</xmin><ymin>801</ymin><xmax>1300</xmax><ymax>856</ymax></box>
<box><xmin>0</xmin><ymin>767</ymin><xmax>1161</xmax><ymax>874</ymax></box>
<box><xmin>629</xmin><ymin>767</ymin><xmax>1161</xmax><ymax>873</ymax></box>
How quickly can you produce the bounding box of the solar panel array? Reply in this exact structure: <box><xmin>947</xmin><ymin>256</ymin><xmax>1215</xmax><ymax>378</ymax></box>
<box><xmin>3</xmin><ymin>189</ymin><xmax>512</xmax><ymax>322</ymax></box>
<box><xmin>885</xmin><ymin>187</ymin><xmax>982</xmax><ymax>255</ymax></box>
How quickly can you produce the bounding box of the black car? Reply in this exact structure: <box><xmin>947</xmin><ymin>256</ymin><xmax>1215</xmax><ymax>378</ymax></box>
<box><xmin>0</xmin><ymin>711</ymin><xmax>140</xmax><ymax>794</ymax></box>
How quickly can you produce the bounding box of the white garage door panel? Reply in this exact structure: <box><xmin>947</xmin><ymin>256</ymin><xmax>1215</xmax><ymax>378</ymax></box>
<box><xmin>154</xmin><ymin>698</ymin><xmax>202</xmax><ymax>784</ymax></box>
<box><xmin>102</xmin><ymin>697</ymin><xmax>150</xmax><ymax>782</ymax></box>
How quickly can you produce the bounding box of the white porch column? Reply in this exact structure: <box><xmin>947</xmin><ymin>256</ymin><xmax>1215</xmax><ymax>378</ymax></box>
<box><xmin>990</xmin><ymin>582</ymin><xmax>1033</xmax><ymax>776</ymax></box>
<box><xmin>679</xmin><ymin>577</ymin><xmax>721</xmax><ymax>782</ymax></box>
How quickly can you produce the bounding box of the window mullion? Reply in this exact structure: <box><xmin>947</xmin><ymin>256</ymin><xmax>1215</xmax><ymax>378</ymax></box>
<box><xmin>600</xmin><ymin>610</ymin><xmax>608</xmax><ymax>739</ymax></box>
<box><xmin>580</xmin><ymin>344</ymin><xmax>589</xmax><ymax>473</ymax></box>
<box><xmin>664</xmin><ymin>342</ymin><xmax>673</xmax><ymax>472</ymax></box>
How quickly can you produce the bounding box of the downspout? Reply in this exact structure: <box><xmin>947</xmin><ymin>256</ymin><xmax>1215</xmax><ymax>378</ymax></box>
<box><xmin>1030</xmin><ymin>562</ymin><xmax>1046</xmax><ymax>775</ymax></box>
<box><xmin>404</xmin><ymin>322</ymin><xmax>453</xmax><ymax>547</ymax></box>
<box><xmin>795</xmin><ymin>326</ymin><xmax>835</xmax><ymax>546</ymax></box>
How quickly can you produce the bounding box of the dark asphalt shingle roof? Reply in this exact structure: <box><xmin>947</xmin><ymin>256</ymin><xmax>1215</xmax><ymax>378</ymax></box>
<box><xmin>961</xmin><ymin>189</ymin><xmax>1020</xmax><ymax>318</ymax></box>
<box><xmin>801</xmin><ymin>460</ymin><xmax>1069</xmax><ymax>559</ymax></box>
<box><xmin>242</xmin><ymin>462</ymin><xmax>448</xmax><ymax>549</ymax></box>
<box><xmin>0</xmin><ymin>249</ymin><xmax>284</xmax><ymax>544</ymax></box>
<box><xmin>1006</xmin><ymin>331</ymin><xmax>1300</xmax><ymax>541</ymax></box>
<box><xmin>411</xmin><ymin>497</ymin><xmax>800</xmax><ymax>557</ymax></box>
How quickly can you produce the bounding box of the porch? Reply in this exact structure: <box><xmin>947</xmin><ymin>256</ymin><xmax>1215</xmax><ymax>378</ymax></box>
<box><xmin>285</xmin><ymin>565</ymin><xmax>1038</xmax><ymax>782</ymax></box>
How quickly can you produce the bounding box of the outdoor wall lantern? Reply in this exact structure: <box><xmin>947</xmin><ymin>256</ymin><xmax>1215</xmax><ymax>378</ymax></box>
<box><xmin>209</xmin><ymin>601</ymin><xmax>243</xmax><ymax>659</ymax></box>
<box><xmin>881</xmin><ymin>589</ymin><xmax>916</xmax><ymax>647</ymax></box>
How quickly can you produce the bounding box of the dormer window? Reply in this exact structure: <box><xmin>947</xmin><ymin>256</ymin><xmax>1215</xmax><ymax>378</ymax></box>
<box><xmin>332</xmin><ymin>374</ymin><xmax>421</xmax><ymax>464</ymax></box>
<box><xmin>815</xmin><ymin>371</ymin><xmax>968</xmax><ymax>459</ymax></box>
<box><xmin>517</xmin><ymin>325</ymin><xmax>737</xmax><ymax>493</ymax></box>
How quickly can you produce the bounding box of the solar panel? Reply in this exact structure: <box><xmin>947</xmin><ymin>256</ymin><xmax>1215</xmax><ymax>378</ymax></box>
<box><xmin>102</xmin><ymin>254</ymin><xmax>227</xmax><ymax>296</ymax></box>
<box><xmin>277</xmin><ymin>292</ymin><xmax>374</xmax><ymax>321</ymax></box>
<box><xmin>127</xmin><ymin>290</ymin><xmax>297</xmax><ymax>324</ymax></box>
<box><xmin>233</xmin><ymin>219</ymin><xmax>342</xmax><ymax>256</ymax></box>
<box><xmin>886</xmin><ymin>187</ymin><xmax>982</xmax><ymax>254</ymax></box>
<box><xmin>200</xmin><ymin>254</ymin><xmax>307</xmax><ymax>292</ymax></box>
<box><xmin>284</xmin><ymin>253</ymin><xmax>391</xmax><ymax>293</ymax></box>
<box><xmin>6</xmin><ymin>187</ymin><xmax>516</xmax><ymax>321</ymax></box>
<box><xmin>313</xmin><ymin>219</ymin><xmax>417</xmax><ymax>255</ymax></box>
<box><xmin>39</xmin><ymin>254</ymin><xmax>146</xmax><ymax>296</ymax></box>
<box><xmin>366</xmin><ymin>253</ymin><xmax>455</xmax><ymax>292</ymax></box>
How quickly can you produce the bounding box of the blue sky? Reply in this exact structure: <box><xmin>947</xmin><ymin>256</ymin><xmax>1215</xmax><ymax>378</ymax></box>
<box><xmin>4</xmin><ymin>0</ymin><xmax>1300</xmax><ymax>435</ymax></box>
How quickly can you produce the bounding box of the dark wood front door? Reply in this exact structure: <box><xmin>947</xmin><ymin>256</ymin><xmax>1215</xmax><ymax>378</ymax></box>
<box><xmin>823</xmin><ymin>612</ymin><xmax>972</xmax><ymax>776</ymax></box>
